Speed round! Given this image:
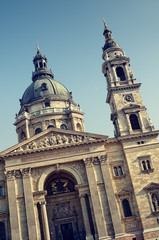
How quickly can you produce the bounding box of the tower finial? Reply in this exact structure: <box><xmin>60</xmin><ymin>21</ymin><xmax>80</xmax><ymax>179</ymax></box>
<box><xmin>36</xmin><ymin>41</ymin><xmax>39</xmax><ymax>52</ymax></box>
<box><xmin>103</xmin><ymin>17</ymin><xmax>107</xmax><ymax>29</ymax></box>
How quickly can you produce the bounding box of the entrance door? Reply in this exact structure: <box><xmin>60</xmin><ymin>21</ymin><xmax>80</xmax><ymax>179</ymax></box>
<box><xmin>61</xmin><ymin>223</ymin><xmax>74</xmax><ymax>240</ymax></box>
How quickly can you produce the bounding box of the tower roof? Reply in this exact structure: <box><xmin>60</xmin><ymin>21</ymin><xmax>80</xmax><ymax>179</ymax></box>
<box><xmin>102</xmin><ymin>19</ymin><xmax>120</xmax><ymax>51</ymax></box>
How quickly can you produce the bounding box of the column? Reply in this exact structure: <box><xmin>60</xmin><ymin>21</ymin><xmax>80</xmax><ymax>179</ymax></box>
<box><xmin>40</xmin><ymin>201</ymin><xmax>50</xmax><ymax>240</ymax></box>
<box><xmin>126</xmin><ymin>114</ymin><xmax>133</xmax><ymax>134</ymax></box>
<box><xmin>138</xmin><ymin>111</ymin><xmax>145</xmax><ymax>132</ymax></box>
<box><xmin>21</xmin><ymin>168</ymin><xmax>39</xmax><ymax>240</ymax></box>
<box><xmin>5</xmin><ymin>170</ymin><xmax>21</xmax><ymax>240</ymax></box>
<box><xmin>100</xmin><ymin>155</ymin><xmax>124</xmax><ymax>238</ymax></box>
<box><xmin>84</xmin><ymin>158</ymin><xmax>108</xmax><ymax>240</ymax></box>
<box><xmin>25</xmin><ymin>117</ymin><xmax>30</xmax><ymax>139</ymax></box>
<box><xmin>80</xmin><ymin>194</ymin><xmax>94</xmax><ymax>240</ymax></box>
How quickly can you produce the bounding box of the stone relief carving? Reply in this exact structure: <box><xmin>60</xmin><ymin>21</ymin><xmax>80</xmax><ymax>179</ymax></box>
<box><xmin>13</xmin><ymin>133</ymin><xmax>100</xmax><ymax>152</ymax></box>
<box><xmin>53</xmin><ymin>202</ymin><xmax>77</xmax><ymax>220</ymax></box>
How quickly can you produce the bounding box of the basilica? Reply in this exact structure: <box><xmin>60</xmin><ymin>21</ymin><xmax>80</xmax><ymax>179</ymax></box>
<box><xmin>0</xmin><ymin>21</ymin><xmax>159</xmax><ymax>240</ymax></box>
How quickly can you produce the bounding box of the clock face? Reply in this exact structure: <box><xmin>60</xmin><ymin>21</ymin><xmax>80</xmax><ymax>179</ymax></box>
<box><xmin>124</xmin><ymin>94</ymin><xmax>133</xmax><ymax>102</ymax></box>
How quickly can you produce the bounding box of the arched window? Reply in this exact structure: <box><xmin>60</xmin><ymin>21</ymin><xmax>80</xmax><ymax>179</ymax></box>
<box><xmin>76</xmin><ymin>123</ymin><xmax>82</xmax><ymax>131</ymax></box>
<box><xmin>122</xmin><ymin>199</ymin><xmax>132</xmax><ymax>217</ymax></box>
<box><xmin>129</xmin><ymin>114</ymin><xmax>140</xmax><ymax>130</ymax></box>
<box><xmin>45</xmin><ymin>172</ymin><xmax>76</xmax><ymax>196</ymax></box>
<box><xmin>152</xmin><ymin>193</ymin><xmax>159</xmax><ymax>212</ymax></box>
<box><xmin>0</xmin><ymin>222</ymin><xmax>6</xmax><ymax>240</ymax></box>
<box><xmin>39</xmin><ymin>61</ymin><xmax>43</xmax><ymax>68</ymax></box>
<box><xmin>41</xmin><ymin>83</ymin><xmax>47</xmax><ymax>91</ymax></box>
<box><xmin>21</xmin><ymin>131</ymin><xmax>26</xmax><ymax>141</ymax></box>
<box><xmin>60</xmin><ymin>124</ymin><xmax>67</xmax><ymax>130</ymax></box>
<box><xmin>116</xmin><ymin>67</ymin><xmax>125</xmax><ymax>81</ymax></box>
<box><xmin>35</xmin><ymin>128</ymin><xmax>42</xmax><ymax>135</ymax></box>
<box><xmin>45</xmin><ymin>101</ymin><xmax>50</xmax><ymax>107</ymax></box>
<box><xmin>48</xmin><ymin>125</ymin><xmax>54</xmax><ymax>129</ymax></box>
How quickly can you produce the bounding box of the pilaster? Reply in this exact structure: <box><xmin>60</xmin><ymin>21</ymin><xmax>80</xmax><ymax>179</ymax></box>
<box><xmin>84</xmin><ymin>157</ymin><xmax>111</xmax><ymax>240</ymax></box>
<box><xmin>99</xmin><ymin>155</ymin><xmax>124</xmax><ymax>238</ymax></box>
<box><xmin>79</xmin><ymin>194</ymin><xmax>94</xmax><ymax>240</ymax></box>
<box><xmin>5</xmin><ymin>170</ymin><xmax>21</xmax><ymax>240</ymax></box>
<box><xmin>40</xmin><ymin>200</ymin><xmax>50</xmax><ymax>240</ymax></box>
<box><xmin>21</xmin><ymin>167</ymin><xmax>39</xmax><ymax>240</ymax></box>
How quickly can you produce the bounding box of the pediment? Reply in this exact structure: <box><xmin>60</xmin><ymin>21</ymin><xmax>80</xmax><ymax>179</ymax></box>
<box><xmin>144</xmin><ymin>182</ymin><xmax>159</xmax><ymax>190</ymax></box>
<box><xmin>1</xmin><ymin>128</ymin><xmax>108</xmax><ymax>157</ymax></box>
<box><xmin>122</xmin><ymin>104</ymin><xmax>141</xmax><ymax>111</ymax></box>
<box><xmin>117</xmin><ymin>189</ymin><xmax>131</xmax><ymax>197</ymax></box>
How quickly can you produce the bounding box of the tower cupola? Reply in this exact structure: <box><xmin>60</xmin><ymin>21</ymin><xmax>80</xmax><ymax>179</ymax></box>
<box><xmin>32</xmin><ymin>43</ymin><xmax>54</xmax><ymax>82</ymax></box>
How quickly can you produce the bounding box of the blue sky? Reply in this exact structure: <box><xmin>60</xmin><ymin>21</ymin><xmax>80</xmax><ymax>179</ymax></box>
<box><xmin>0</xmin><ymin>0</ymin><xmax>159</xmax><ymax>151</ymax></box>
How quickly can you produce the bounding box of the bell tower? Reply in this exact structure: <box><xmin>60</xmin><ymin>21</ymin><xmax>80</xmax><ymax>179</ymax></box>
<box><xmin>102</xmin><ymin>20</ymin><xmax>154</xmax><ymax>137</ymax></box>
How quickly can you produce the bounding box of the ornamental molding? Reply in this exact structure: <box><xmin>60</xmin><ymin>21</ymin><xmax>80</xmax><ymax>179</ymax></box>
<box><xmin>75</xmin><ymin>183</ymin><xmax>89</xmax><ymax>190</ymax></box>
<box><xmin>2</xmin><ymin>130</ymin><xmax>107</xmax><ymax>157</ymax></box>
<box><xmin>144</xmin><ymin>182</ymin><xmax>159</xmax><ymax>191</ymax></box>
<box><xmin>105</xmin><ymin>130</ymin><xmax>159</xmax><ymax>144</ymax></box>
<box><xmin>33</xmin><ymin>190</ymin><xmax>47</xmax><ymax>197</ymax></box>
<box><xmin>116</xmin><ymin>189</ymin><xmax>132</xmax><ymax>198</ymax></box>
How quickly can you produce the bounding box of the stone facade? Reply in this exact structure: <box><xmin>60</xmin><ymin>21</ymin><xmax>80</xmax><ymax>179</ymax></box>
<box><xmin>0</xmin><ymin>22</ymin><xmax>159</xmax><ymax>240</ymax></box>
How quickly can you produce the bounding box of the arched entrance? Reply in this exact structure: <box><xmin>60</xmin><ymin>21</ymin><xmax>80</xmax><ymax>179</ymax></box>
<box><xmin>43</xmin><ymin>171</ymin><xmax>86</xmax><ymax>240</ymax></box>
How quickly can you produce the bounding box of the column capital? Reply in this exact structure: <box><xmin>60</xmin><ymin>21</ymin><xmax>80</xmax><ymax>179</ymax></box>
<box><xmin>5</xmin><ymin>170</ymin><xmax>15</xmax><ymax>181</ymax></box>
<box><xmin>20</xmin><ymin>167</ymin><xmax>31</xmax><ymax>178</ymax></box>
<box><xmin>83</xmin><ymin>157</ymin><xmax>93</xmax><ymax>167</ymax></box>
<box><xmin>79</xmin><ymin>193</ymin><xmax>86</xmax><ymax>199</ymax></box>
<box><xmin>40</xmin><ymin>200</ymin><xmax>46</xmax><ymax>205</ymax></box>
<box><xmin>15</xmin><ymin>170</ymin><xmax>22</xmax><ymax>179</ymax></box>
<box><xmin>99</xmin><ymin>155</ymin><xmax>107</xmax><ymax>165</ymax></box>
<box><xmin>92</xmin><ymin>156</ymin><xmax>100</xmax><ymax>165</ymax></box>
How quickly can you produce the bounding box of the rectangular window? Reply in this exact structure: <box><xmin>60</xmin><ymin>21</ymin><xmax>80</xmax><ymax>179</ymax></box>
<box><xmin>110</xmin><ymin>160</ymin><xmax>125</xmax><ymax>179</ymax></box>
<box><xmin>138</xmin><ymin>155</ymin><xmax>153</xmax><ymax>173</ymax></box>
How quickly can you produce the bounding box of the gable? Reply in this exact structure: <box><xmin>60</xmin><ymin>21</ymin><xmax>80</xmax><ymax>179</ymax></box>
<box><xmin>144</xmin><ymin>182</ymin><xmax>159</xmax><ymax>190</ymax></box>
<box><xmin>0</xmin><ymin>128</ymin><xmax>108</xmax><ymax>158</ymax></box>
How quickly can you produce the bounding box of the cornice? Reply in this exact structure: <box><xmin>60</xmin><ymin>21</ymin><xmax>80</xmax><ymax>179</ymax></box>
<box><xmin>106</xmin><ymin>83</ymin><xmax>141</xmax><ymax>103</ymax></box>
<box><xmin>105</xmin><ymin>130</ymin><xmax>159</xmax><ymax>144</ymax></box>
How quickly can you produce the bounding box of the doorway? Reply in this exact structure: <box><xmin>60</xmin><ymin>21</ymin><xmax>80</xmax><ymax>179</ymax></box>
<box><xmin>61</xmin><ymin>223</ymin><xmax>74</xmax><ymax>240</ymax></box>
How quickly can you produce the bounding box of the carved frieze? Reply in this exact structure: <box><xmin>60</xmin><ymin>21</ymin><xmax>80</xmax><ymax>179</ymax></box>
<box><xmin>12</xmin><ymin>132</ymin><xmax>103</xmax><ymax>153</ymax></box>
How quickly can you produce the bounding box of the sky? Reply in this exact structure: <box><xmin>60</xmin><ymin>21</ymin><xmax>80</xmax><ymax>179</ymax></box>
<box><xmin>0</xmin><ymin>0</ymin><xmax>159</xmax><ymax>151</ymax></box>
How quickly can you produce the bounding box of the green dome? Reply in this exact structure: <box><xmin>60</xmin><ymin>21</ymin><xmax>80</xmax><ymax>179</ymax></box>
<box><xmin>20</xmin><ymin>77</ymin><xmax>72</xmax><ymax>106</ymax></box>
